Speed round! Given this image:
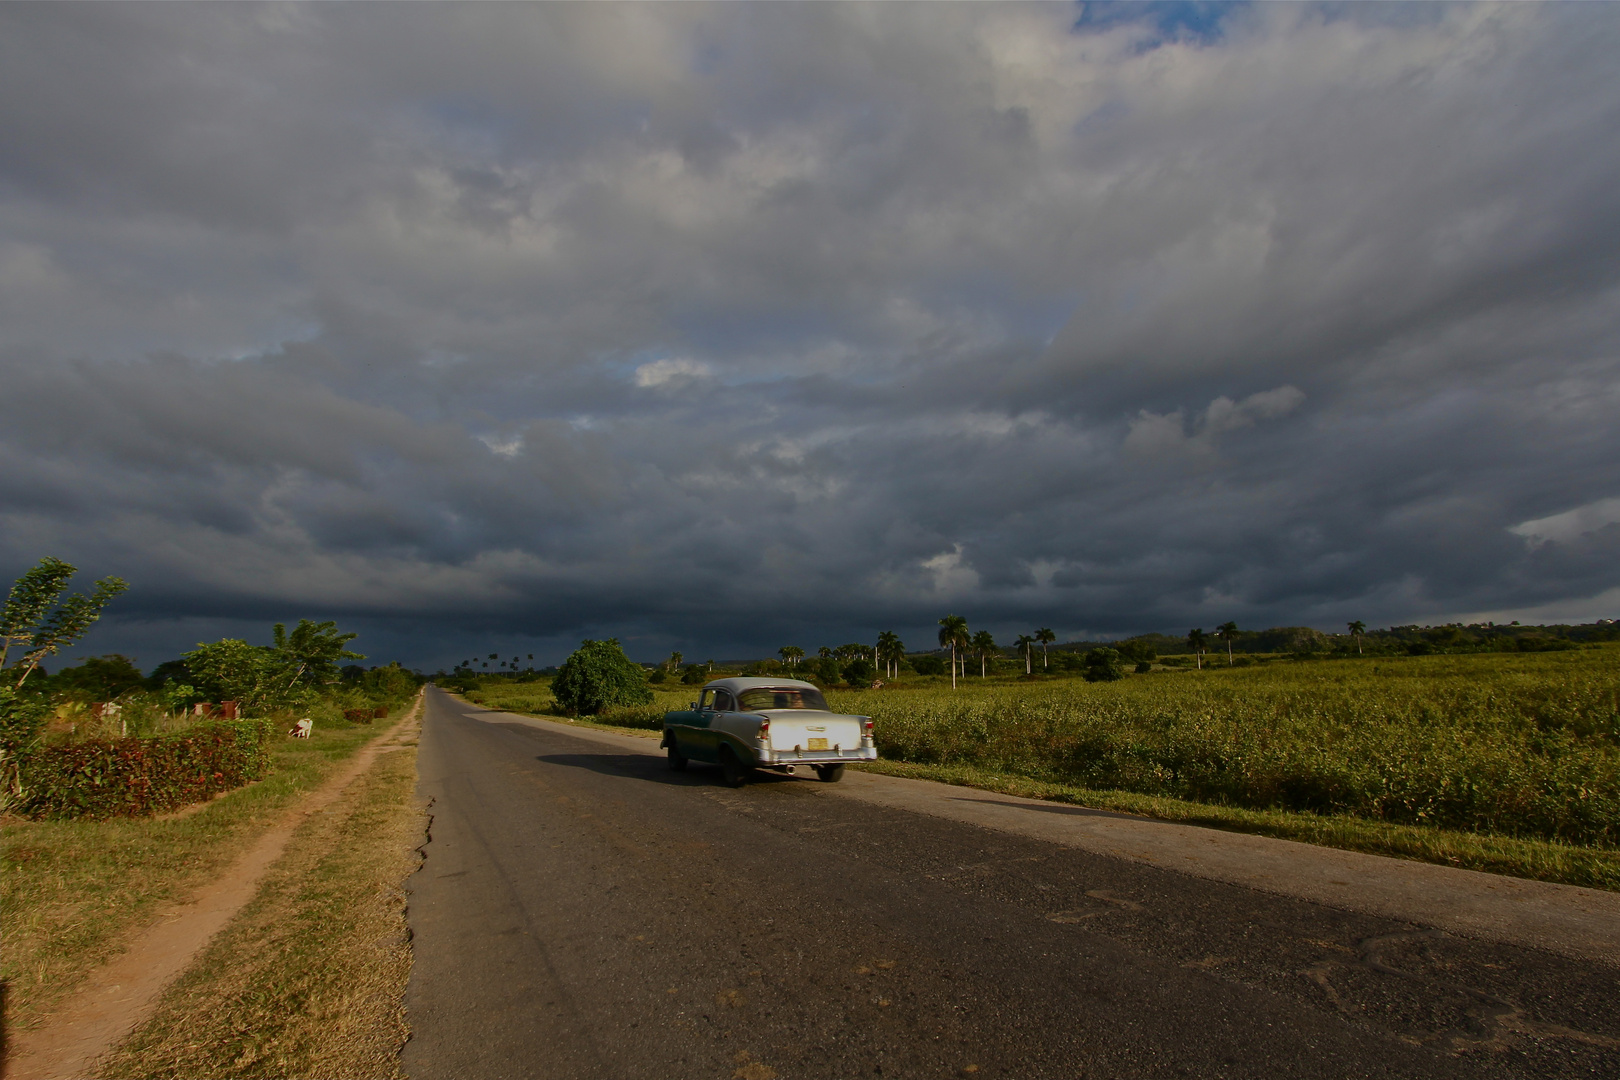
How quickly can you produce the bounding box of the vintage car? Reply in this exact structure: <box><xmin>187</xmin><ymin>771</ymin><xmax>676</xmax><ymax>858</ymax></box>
<box><xmin>660</xmin><ymin>676</ymin><xmax>877</xmax><ymax>786</ymax></box>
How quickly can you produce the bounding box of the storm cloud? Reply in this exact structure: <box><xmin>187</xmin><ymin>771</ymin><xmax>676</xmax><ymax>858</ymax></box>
<box><xmin>2</xmin><ymin>3</ymin><xmax>1618</xmax><ymax>668</ymax></box>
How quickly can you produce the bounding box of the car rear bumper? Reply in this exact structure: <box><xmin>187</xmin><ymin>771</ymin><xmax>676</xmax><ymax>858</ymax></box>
<box><xmin>757</xmin><ymin>745</ymin><xmax>877</xmax><ymax>764</ymax></box>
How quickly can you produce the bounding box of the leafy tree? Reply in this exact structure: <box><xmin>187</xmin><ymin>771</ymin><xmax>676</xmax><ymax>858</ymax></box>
<box><xmin>1015</xmin><ymin>634</ymin><xmax>1036</xmax><ymax>674</ymax></box>
<box><xmin>971</xmin><ymin>630</ymin><xmax>997</xmax><ymax>677</ymax></box>
<box><xmin>841</xmin><ymin>657</ymin><xmax>875</xmax><ymax>687</ymax></box>
<box><xmin>182</xmin><ymin>639</ymin><xmax>284</xmax><ymax>708</ymax></box>
<box><xmin>1187</xmin><ymin>628</ymin><xmax>1208</xmax><ymax>669</ymax></box>
<box><xmin>550</xmin><ymin>639</ymin><xmax>654</xmax><ymax>715</ymax></box>
<box><xmin>1035</xmin><ymin>628</ymin><xmax>1055</xmax><ymax>669</ymax></box>
<box><xmin>50</xmin><ymin>654</ymin><xmax>145</xmax><ymax>702</ymax></box>
<box><xmin>272</xmin><ymin>619</ymin><xmax>364</xmax><ymax>688</ymax></box>
<box><xmin>937</xmin><ymin>614</ymin><xmax>969</xmax><ymax>689</ymax></box>
<box><xmin>1</xmin><ymin>558</ymin><xmax>127</xmax><ymax>806</ymax></box>
<box><xmin>1082</xmin><ymin>647</ymin><xmax>1126</xmax><ymax>682</ymax></box>
<box><xmin>1215</xmin><ymin>621</ymin><xmax>1240</xmax><ymax>665</ymax></box>
<box><xmin>1347</xmin><ymin>620</ymin><xmax>1367</xmax><ymax>655</ymax></box>
<box><xmin>876</xmin><ymin>632</ymin><xmax>904</xmax><ymax>679</ymax></box>
<box><xmin>910</xmin><ymin>654</ymin><xmax>946</xmax><ymax>676</ymax></box>
<box><xmin>680</xmin><ymin>663</ymin><xmax>708</xmax><ymax>685</ymax></box>
<box><xmin>1</xmin><ymin>556</ymin><xmax>128</xmax><ymax>687</ymax></box>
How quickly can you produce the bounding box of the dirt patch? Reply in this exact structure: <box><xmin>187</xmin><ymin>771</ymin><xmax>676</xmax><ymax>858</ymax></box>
<box><xmin>5</xmin><ymin>694</ymin><xmax>423</xmax><ymax>1080</ymax></box>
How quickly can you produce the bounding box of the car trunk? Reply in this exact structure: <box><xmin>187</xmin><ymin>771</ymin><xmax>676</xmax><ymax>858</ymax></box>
<box><xmin>760</xmin><ymin>710</ymin><xmax>864</xmax><ymax>753</ymax></box>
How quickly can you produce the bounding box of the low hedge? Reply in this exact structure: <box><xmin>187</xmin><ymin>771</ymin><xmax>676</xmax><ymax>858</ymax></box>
<box><xmin>18</xmin><ymin>719</ymin><xmax>273</xmax><ymax>820</ymax></box>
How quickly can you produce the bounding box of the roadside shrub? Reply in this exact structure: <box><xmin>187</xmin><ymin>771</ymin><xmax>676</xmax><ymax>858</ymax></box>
<box><xmin>1082</xmin><ymin>648</ymin><xmax>1125</xmax><ymax>683</ymax></box>
<box><xmin>842</xmin><ymin>658</ymin><xmax>875</xmax><ymax>687</ymax></box>
<box><xmin>18</xmin><ymin>719</ymin><xmax>273</xmax><ymax>820</ymax></box>
<box><xmin>551</xmin><ymin>639</ymin><xmax>655</xmax><ymax>716</ymax></box>
<box><xmin>1134</xmin><ymin>661</ymin><xmax>1153</xmax><ymax>674</ymax></box>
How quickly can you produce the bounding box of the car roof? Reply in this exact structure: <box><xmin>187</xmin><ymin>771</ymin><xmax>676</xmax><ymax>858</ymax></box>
<box><xmin>702</xmin><ymin>676</ymin><xmax>821</xmax><ymax>694</ymax></box>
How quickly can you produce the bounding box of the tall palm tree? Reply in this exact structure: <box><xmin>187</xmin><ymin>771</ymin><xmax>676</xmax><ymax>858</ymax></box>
<box><xmin>1015</xmin><ymin>633</ymin><xmax>1035</xmax><ymax>674</ymax></box>
<box><xmin>970</xmin><ymin>630</ymin><xmax>997</xmax><ymax>677</ymax></box>
<box><xmin>778</xmin><ymin>645</ymin><xmax>800</xmax><ymax>669</ymax></box>
<box><xmin>1347</xmin><ymin>620</ymin><xmax>1366</xmax><ymax>655</ymax></box>
<box><xmin>1216</xmin><ymin>621</ymin><xmax>1239</xmax><ymax>665</ymax></box>
<box><xmin>876</xmin><ymin>631</ymin><xmax>903</xmax><ymax>678</ymax></box>
<box><xmin>668</xmin><ymin>651</ymin><xmax>683</xmax><ymax>675</ymax></box>
<box><xmin>818</xmin><ymin>646</ymin><xmax>833</xmax><ymax>660</ymax></box>
<box><xmin>938</xmin><ymin>614</ymin><xmax>969</xmax><ymax>689</ymax></box>
<box><xmin>1186</xmin><ymin>628</ymin><xmax>1207</xmax><ymax>669</ymax></box>
<box><xmin>1035</xmin><ymin>627</ymin><xmax>1055</xmax><ymax>669</ymax></box>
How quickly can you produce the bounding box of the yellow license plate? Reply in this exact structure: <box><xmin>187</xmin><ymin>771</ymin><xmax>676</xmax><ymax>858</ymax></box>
<box><xmin>807</xmin><ymin>738</ymin><xmax>829</xmax><ymax>751</ymax></box>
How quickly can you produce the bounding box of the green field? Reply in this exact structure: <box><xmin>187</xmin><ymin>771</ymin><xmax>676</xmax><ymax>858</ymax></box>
<box><xmin>460</xmin><ymin>648</ymin><xmax>1620</xmax><ymax>889</ymax></box>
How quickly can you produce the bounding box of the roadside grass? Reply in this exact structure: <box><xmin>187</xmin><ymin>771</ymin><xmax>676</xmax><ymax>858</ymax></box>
<box><xmin>94</xmin><ymin>727</ymin><xmax>424</xmax><ymax>1080</ymax></box>
<box><xmin>851</xmin><ymin>759</ymin><xmax>1620</xmax><ymax>892</ymax></box>
<box><xmin>0</xmin><ymin>711</ymin><xmax>406</xmax><ymax>1032</ymax></box>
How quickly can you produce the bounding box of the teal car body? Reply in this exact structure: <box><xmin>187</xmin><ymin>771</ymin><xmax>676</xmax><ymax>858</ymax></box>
<box><xmin>660</xmin><ymin>676</ymin><xmax>877</xmax><ymax>784</ymax></box>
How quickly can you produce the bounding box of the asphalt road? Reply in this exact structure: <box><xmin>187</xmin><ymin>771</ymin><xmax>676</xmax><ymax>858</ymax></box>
<box><xmin>404</xmin><ymin>687</ymin><xmax>1619</xmax><ymax>1080</ymax></box>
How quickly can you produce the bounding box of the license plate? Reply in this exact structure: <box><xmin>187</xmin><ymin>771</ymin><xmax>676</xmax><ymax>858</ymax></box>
<box><xmin>807</xmin><ymin>738</ymin><xmax>829</xmax><ymax>751</ymax></box>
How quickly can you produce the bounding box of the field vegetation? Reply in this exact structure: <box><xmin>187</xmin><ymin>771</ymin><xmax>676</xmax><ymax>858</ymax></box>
<box><xmin>456</xmin><ymin>645</ymin><xmax>1620</xmax><ymax>890</ymax></box>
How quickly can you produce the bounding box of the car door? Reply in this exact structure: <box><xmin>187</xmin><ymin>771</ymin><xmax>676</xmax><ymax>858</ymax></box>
<box><xmin>682</xmin><ymin>688</ymin><xmax>719</xmax><ymax>762</ymax></box>
<box><xmin>704</xmin><ymin>689</ymin><xmax>739</xmax><ymax>762</ymax></box>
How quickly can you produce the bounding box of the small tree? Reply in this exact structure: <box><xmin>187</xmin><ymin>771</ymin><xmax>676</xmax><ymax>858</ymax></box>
<box><xmin>272</xmin><ymin>619</ymin><xmax>364</xmax><ymax>690</ymax></box>
<box><xmin>551</xmin><ymin>639</ymin><xmax>654</xmax><ymax>715</ymax></box>
<box><xmin>971</xmin><ymin>630</ymin><xmax>997</xmax><ymax>677</ymax></box>
<box><xmin>1035</xmin><ymin>627</ymin><xmax>1055</xmax><ymax>669</ymax></box>
<box><xmin>876</xmin><ymin>632</ymin><xmax>904</xmax><ymax>679</ymax></box>
<box><xmin>841</xmin><ymin>657</ymin><xmax>875</xmax><ymax>687</ymax></box>
<box><xmin>1347</xmin><ymin>620</ymin><xmax>1367</xmax><ymax>655</ymax></box>
<box><xmin>938</xmin><ymin>615</ymin><xmax>969</xmax><ymax>689</ymax></box>
<box><xmin>1</xmin><ymin>557</ymin><xmax>128</xmax><ymax>805</ymax></box>
<box><xmin>1082</xmin><ymin>647</ymin><xmax>1125</xmax><ymax>682</ymax></box>
<box><xmin>1015</xmin><ymin>633</ymin><xmax>1035</xmax><ymax>675</ymax></box>
<box><xmin>1187</xmin><ymin>628</ymin><xmax>1208</xmax><ymax>669</ymax></box>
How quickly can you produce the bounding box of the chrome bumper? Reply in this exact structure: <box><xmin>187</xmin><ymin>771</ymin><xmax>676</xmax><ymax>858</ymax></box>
<box><xmin>757</xmin><ymin>744</ymin><xmax>877</xmax><ymax>765</ymax></box>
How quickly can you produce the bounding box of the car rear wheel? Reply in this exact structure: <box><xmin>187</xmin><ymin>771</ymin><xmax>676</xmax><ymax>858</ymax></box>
<box><xmin>667</xmin><ymin>743</ymin><xmax>688</xmax><ymax>772</ymax></box>
<box><xmin>814</xmin><ymin>763</ymin><xmax>845</xmax><ymax>783</ymax></box>
<box><xmin>719</xmin><ymin>748</ymin><xmax>751</xmax><ymax>788</ymax></box>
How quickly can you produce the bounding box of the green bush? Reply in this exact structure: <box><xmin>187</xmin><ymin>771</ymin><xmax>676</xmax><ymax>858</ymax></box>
<box><xmin>18</xmin><ymin>719</ymin><xmax>272</xmax><ymax>820</ymax></box>
<box><xmin>551</xmin><ymin>639</ymin><xmax>655</xmax><ymax>716</ymax></box>
<box><xmin>842</xmin><ymin>658</ymin><xmax>875</xmax><ymax>686</ymax></box>
<box><xmin>909</xmin><ymin>655</ymin><xmax>946</xmax><ymax>676</ymax></box>
<box><xmin>1083</xmin><ymin>647</ymin><xmax>1126</xmax><ymax>683</ymax></box>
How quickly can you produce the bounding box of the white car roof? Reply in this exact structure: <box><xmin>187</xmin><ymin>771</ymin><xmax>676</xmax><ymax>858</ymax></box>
<box><xmin>701</xmin><ymin>676</ymin><xmax>821</xmax><ymax>694</ymax></box>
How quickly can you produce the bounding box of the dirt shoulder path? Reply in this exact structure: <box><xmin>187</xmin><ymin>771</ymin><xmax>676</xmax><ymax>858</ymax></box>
<box><xmin>468</xmin><ymin>704</ymin><xmax>1620</xmax><ymax>969</ymax></box>
<box><xmin>6</xmin><ymin>695</ymin><xmax>423</xmax><ymax>1080</ymax></box>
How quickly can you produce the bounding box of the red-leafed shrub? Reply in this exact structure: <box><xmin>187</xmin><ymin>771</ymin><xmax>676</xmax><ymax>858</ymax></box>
<box><xmin>17</xmin><ymin>720</ymin><xmax>272</xmax><ymax>820</ymax></box>
<box><xmin>343</xmin><ymin>708</ymin><xmax>374</xmax><ymax>723</ymax></box>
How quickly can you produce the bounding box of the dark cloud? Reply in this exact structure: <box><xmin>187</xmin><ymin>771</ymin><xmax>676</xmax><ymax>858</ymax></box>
<box><xmin>2</xmin><ymin>3</ymin><xmax>1618</xmax><ymax>670</ymax></box>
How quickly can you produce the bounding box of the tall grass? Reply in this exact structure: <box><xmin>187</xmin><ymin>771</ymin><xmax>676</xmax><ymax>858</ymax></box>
<box><xmin>824</xmin><ymin>650</ymin><xmax>1619</xmax><ymax>848</ymax></box>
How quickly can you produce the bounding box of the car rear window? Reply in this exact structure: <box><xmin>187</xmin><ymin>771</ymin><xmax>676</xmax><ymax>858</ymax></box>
<box><xmin>736</xmin><ymin>687</ymin><xmax>830</xmax><ymax>712</ymax></box>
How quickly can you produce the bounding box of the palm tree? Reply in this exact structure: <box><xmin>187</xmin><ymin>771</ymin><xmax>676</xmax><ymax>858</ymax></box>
<box><xmin>818</xmin><ymin>646</ymin><xmax>833</xmax><ymax>660</ymax></box>
<box><xmin>1347</xmin><ymin>620</ymin><xmax>1366</xmax><ymax>655</ymax></box>
<box><xmin>876</xmin><ymin>632</ymin><xmax>903</xmax><ymax>679</ymax></box>
<box><xmin>1015</xmin><ymin>633</ymin><xmax>1035</xmax><ymax>674</ymax></box>
<box><xmin>1035</xmin><ymin>627</ymin><xmax>1055</xmax><ymax>669</ymax></box>
<box><xmin>1216</xmin><ymin>621</ymin><xmax>1239</xmax><ymax>665</ymax></box>
<box><xmin>667</xmin><ymin>651</ymin><xmax>683</xmax><ymax>675</ymax></box>
<box><xmin>970</xmin><ymin>630</ymin><xmax>997</xmax><ymax>677</ymax></box>
<box><xmin>1187</xmin><ymin>628</ymin><xmax>1207</xmax><ymax>669</ymax></box>
<box><xmin>938</xmin><ymin>614</ymin><xmax>969</xmax><ymax>689</ymax></box>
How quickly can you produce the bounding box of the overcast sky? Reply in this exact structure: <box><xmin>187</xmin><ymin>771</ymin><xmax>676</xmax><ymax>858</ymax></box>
<box><xmin>3</xmin><ymin>2</ymin><xmax>1619</xmax><ymax>671</ymax></box>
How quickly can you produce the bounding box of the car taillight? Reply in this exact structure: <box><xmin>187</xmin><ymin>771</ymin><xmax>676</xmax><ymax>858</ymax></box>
<box><xmin>862</xmin><ymin>717</ymin><xmax>874</xmax><ymax>735</ymax></box>
<box><xmin>757</xmin><ymin>718</ymin><xmax>770</xmax><ymax>742</ymax></box>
